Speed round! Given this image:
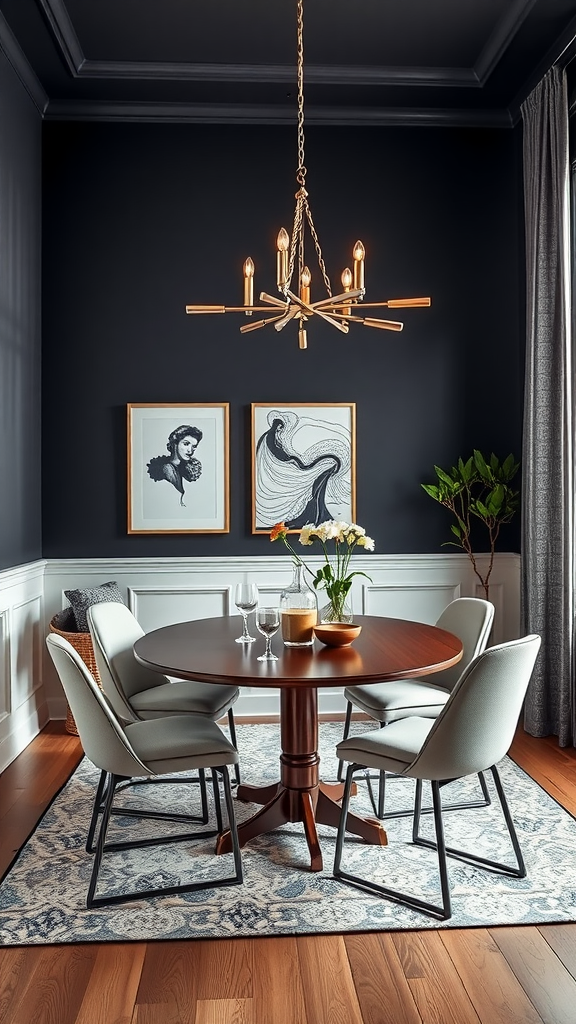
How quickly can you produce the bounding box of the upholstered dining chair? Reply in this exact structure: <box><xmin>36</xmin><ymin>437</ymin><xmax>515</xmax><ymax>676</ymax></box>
<box><xmin>337</xmin><ymin>597</ymin><xmax>495</xmax><ymax>817</ymax></box>
<box><xmin>87</xmin><ymin>602</ymin><xmax>242</xmax><ymax>785</ymax></box>
<box><xmin>334</xmin><ymin>633</ymin><xmax>541</xmax><ymax>921</ymax></box>
<box><xmin>46</xmin><ymin>631</ymin><xmax>243</xmax><ymax>908</ymax></box>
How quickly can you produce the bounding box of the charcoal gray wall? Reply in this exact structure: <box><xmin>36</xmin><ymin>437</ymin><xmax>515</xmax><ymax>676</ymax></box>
<box><xmin>42</xmin><ymin>121</ymin><xmax>524</xmax><ymax>559</ymax></box>
<box><xmin>0</xmin><ymin>51</ymin><xmax>42</xmax><ymax>571</ymax></box>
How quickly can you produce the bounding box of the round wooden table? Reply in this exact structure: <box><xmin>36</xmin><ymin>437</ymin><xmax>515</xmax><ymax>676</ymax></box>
<box><xmin>134</xmin><ymin>614</ymin><xmax>463</xmax><ymax>871</ymax></box>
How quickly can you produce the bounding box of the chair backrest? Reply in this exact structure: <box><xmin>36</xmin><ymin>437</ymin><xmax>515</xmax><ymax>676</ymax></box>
<box><xmin>46</xmin><ymin>632</ymin><xmax>151</xmax><ymax>778</ymax></box>
<box><xmin>88</xmin><ymin>601</ymin><xmax>169</xmax><ymax>721</ymax></box>
<box><xmin>433</xmin><ymin>597</ymin><xmax>495</xmax><ymax>692</ymax></box>
<box><xmin>406</xmin><ymin>634</ymin><xmax>541</xmax><ymax>781</ymax></box>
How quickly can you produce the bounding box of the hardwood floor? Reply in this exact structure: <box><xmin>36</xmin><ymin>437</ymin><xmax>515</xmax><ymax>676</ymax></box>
<box><xmin>1</xmin><ymin>721</ymin><xmax>576</xmax><ymax>1024</ymax></box>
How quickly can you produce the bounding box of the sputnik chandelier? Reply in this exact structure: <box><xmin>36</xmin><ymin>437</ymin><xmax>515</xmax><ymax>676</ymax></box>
<box><xmin>185</xmin><ymin>0</ymin><xmax>431</xmax><ymax>349</ymax></box>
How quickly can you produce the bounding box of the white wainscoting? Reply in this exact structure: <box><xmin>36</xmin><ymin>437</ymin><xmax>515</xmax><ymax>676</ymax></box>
<box><xmin>0</xmin><ymin>553</ymin><xmax>521</xmax><ymax>771</ymax></box>
<box><xmin>0</xmin><ymin>560</ymin><xmax>47</xmax><ymax>773</ymax></box>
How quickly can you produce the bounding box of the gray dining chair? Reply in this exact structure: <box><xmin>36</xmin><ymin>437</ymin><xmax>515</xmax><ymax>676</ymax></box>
<box><xmin>88</xmin><ymin>601</ymin><xmax>242</xmax><ymax>785</ymax></box>
<box><xmin>337</xmin><ymin>597</ymin><xmax>495</xmax><ymax>817</ymax></box>
<box><xmin>334</xmin><ymin>633</ymin><xmax>541</xmax><ymax>920</ymax></box>
<box><xmin>46</xmin><ymin>631</ymin><xmax>243</xmax><ymax>908</ymax></box>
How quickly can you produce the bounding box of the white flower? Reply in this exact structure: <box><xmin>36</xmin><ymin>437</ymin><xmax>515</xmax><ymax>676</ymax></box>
<box><xmin>298</xmin><ymin>524</ymin><xmax>315</xmax><ymax>546</ymax></box>
<box><xmin>361</xmin><ymin>535</ymin><xmax>375</xmax><ymax>551</ymax></box>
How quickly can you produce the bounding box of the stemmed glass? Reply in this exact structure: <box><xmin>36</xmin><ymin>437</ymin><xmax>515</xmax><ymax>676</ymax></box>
<box><xmin>256</xmin><ymin>606</ymin><xmax>281</xmax><ymax>662</ymax></box>
<box><xmin>234</xmin><ymin>583</ymin><xmax>258</xmax><ymax>643</ymax></box>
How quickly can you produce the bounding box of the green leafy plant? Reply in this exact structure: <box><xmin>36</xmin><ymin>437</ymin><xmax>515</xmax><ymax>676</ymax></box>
<box><xmin>421</xmin><ymin>450</ymin><xmax>520</xmax><ymax>599</ymax></box>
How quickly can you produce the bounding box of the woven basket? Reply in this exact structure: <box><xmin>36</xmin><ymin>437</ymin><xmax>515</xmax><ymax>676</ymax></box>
<box><xmin>49</xmin><ymin>608</ymin><xmax>102</xmax><ymax>735</ymax></box>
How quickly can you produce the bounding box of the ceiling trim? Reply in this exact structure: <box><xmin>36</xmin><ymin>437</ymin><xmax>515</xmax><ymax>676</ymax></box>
<box><xmin>0</xmin><ymin>12</ymin><xmax>48</xmax><ymax>114</ymax></box>
<box><xmin>43</xmin><ymin>99</ymin><xmax>513</xmax><ymax>129</ymax></box>
<box><xmin>78</xmin><ymin>59</ymin><xmax>480</xmax><ymax>89</ymax></box>
<box><xmin>37</xmin><ymin>0</ymin><xmax>83</xmax><ymax>74</ymax></box>
<box><xmin>473</xmin><ymin>0</ymin><xmax>538</xmax><ymax>85</ymax></box>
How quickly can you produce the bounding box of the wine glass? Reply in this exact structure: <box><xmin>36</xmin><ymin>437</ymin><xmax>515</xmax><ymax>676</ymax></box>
<box><xmin>234</xmin><ymin>582</ymin><xmax>258</xmax><ymax>643</ymax></box>
<box><xmin>256</xmin><ymin>606</ymin><xmax>280</xmax><ymax>661</ymax></box>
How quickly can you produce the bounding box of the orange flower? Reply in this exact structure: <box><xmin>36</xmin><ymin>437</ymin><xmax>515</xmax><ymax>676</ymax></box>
<box><xmin>270</xmin><ymin>522</ymin><xmax>288</xmax><ymax>542</ymax></box>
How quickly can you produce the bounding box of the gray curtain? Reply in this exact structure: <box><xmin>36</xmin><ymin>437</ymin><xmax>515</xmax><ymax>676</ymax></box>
<box><xmin>521</xmin><ymin>66</ymin><xmax>575</xmax><ymax>746</ymax></box>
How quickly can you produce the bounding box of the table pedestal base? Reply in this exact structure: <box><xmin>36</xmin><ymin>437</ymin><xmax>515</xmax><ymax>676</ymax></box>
<box><xmin>216</xmin><ymin>686</ymin><xmax>387</xmax><ymax>871</ymax></box>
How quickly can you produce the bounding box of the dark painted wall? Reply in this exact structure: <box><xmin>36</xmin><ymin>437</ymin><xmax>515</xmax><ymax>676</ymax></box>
<box><xmin>0</xmin><ymin>52</ymin><xmax>42</xmax><ymax>572</ymax></box>
<box><xmin>42</xmin><ymin>121</ymin><xmax>523</xmax><ymax>559</ymax></box>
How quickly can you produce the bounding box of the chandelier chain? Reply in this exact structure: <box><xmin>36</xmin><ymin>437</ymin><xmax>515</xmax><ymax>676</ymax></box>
<box><xmin>296</xmin><ymin>0</ymin><xmax>306</xmax><ymax>186</ymax></box>
<box><xmin>291</xmin><ymin>0</ymin><xmax>332</xmax><ymax>298</ymax></box>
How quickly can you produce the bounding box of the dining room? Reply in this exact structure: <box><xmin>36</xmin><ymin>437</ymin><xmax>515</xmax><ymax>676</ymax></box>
<box><xmin>2</xmin><ymin>0</ymin><xmax>576</xmax><ymax>1020</ymax></box>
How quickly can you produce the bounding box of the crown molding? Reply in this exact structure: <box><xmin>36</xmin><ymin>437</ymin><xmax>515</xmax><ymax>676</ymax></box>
<box><xmin>72</xmin><ymin>58</ymin><xmax>481</xmax><ymax>89</ymax></box>
<box><xmin>43</xmin><ymin>98</ymin><xmax>513</xmax><ymax>128</ymax></box>
<box><xmin>37</xmin><ymin>0</ymin><xmax>82</xmax><ymax>74</ymax></box>
<box><xmin>473</xmin><ymin>0</ymin><xmax>538</xmax><ymax>85</ymax></box>
<box><xmin>0</xmin><ymin>12</ymin><xmax>48</xmax><ymax>114</ymax></box>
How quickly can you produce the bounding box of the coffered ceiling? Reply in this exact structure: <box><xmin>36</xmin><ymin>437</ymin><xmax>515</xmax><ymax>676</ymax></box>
<box><xmin>1</xmin><ymin>0</ymin><xmax>576</xmax><ymax>126</ymax></box>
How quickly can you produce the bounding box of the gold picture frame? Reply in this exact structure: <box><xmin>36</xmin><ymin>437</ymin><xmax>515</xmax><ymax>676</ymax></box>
<box><xmin>251</xmin><ymin>402</ymin><xmax>356</xmax><ymax>534</ymax></box>
<box><xmin>127</xmin><ymin>403</ymin><xmax>230</xmax><ymax>534</ymax></box>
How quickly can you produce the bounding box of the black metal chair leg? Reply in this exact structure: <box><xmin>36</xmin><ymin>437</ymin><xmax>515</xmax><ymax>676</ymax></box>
<box><xmin>86</xmin><ymin>769</ymin><xmax>110</xmax><ymax>853</ymax></box>
<box><xmin>337</xmin><ymin>701</ymin><xmax>353</xmax><ymax>782</ymax></box>
<box><xmin>87</xmin><ymin>773</ymin><xmax>118</xmax><ymax>907</ymax></box>
<box><xmin>219</xmin><ymin>766</ymin><xmax>243</xmax><ymax>883</ymax></box>
<box><xmin>227</xmin><ymin>708</ymin><xmax>241</xmax><ymax>785</ymax></box>
<box><xmin>334</xmin><ymin>766</ymin><xmax>453</xmax><ymax>920</ymax></box>
<box><xmin>212</xmin><ymin>767</ymin><xmax>224</xmax><ymax>834</ymax></box>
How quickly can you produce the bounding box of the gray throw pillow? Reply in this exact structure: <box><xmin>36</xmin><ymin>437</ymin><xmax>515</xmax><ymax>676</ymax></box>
<box><xmin>64</xmin><ymin>580</ymin><xmax>125</xmax><ymax>632</ymax></box>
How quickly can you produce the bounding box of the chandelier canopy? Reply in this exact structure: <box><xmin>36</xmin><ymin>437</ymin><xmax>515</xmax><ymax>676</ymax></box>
<box><xmin>185</xmin><ymin>0</ymin><xmax>431</xmax><ymax>349</ymax></box>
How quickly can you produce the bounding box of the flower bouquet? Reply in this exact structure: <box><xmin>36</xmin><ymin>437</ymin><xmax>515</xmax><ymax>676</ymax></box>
<box><xmin>271</xmin><ymin>519</ymin><xmax>374</xmax><ymax>622</ymax></box>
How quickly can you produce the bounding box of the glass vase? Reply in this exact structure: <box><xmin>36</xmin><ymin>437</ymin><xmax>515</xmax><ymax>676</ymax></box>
<box><xmin>280</xmin><ymin>563</ymin><xmax>317</xmax><ymax>647</ymax></box>
<box><xmin>319</xmin><ymin>592</ymin><xmax>354</xmax><ymax>624</ymax></box>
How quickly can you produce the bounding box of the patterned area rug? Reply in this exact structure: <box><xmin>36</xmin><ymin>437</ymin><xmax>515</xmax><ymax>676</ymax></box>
<box><xmin>1</xmin><ymin>722</ymin><xmax>575</xmax><ymax>945</ymax></box>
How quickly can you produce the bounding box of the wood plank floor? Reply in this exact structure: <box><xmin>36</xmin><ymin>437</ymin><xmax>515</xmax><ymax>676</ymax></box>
<box><xmin>1</xmin><ymin>722</ymin><xmax>575</xmax><ymax>1024</ymax></box>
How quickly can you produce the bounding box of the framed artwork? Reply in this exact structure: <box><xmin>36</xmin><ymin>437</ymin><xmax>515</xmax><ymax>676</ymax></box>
<box><xmin>127</xmin><ymin>403</ymin><xmax>230</xmax><ymax>534</ymax></box>
<box><xmin>251</xmin><ymin>402</ymin><xmax>356</xmax><ymax>534</ymax></box>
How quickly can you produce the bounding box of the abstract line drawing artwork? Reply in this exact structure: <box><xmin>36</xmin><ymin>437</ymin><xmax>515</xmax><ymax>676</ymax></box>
<box><xmin>127</xmin><ymin>403</ymin><xmax>230</xmax><ymax>534</ymax></box>
<box><xmin>251</xmin><ymin>403</ymin><xmax>356</xmax><ymax>534</ymax></box>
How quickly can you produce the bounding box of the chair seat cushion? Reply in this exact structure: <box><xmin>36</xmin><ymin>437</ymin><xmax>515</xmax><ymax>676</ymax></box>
<box><xmin>125</xmin><ymin>714</ymin><xmax>238</xmax><ymax>773</ymax></box>
<box><xmin>130</xmin><ymin>680</ymin><xmax>239</xmax><ymax>719</ymax></box>
<box><xmin>344</xmin><ymin>679</ymin><xmax>450</xmax><ymax>723</ymax></box>
<box><xmin>337</xmin><ymin>717</ymin><xmax>435</xmax><ymax>773</ymax></box>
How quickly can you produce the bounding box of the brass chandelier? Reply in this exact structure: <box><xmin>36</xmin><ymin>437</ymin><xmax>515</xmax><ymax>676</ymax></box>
<box><xmin>185</xmin><ymin>0</ymin><xmax>431</xmax><ymax>349</ymax></box>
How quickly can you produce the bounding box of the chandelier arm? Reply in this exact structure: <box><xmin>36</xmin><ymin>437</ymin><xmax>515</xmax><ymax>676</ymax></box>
<box><xmin>360</xmin><ymin>298</ymin><xmax>432</xmax><ymax>309</ymax></box>
<box><xmin>361</xmin><ymin>317</ymin><xmax>404</xmax><ymax>331</ymax></box>
<box><xmin>186</xmin><ymin>304</ymin><xmax>291</xmax><ymax>314</ymax></box>
<box><xmin>285</xmin><ymin>289</ymin><xmax>348</xmax><ymax>334</ymax></box>
<box><xmin>259</xmin><ymin>292</ymin><xmax>290</xmax><ymax>309</ymax></box>
<box><xmin>274</xmin><ymin>306</ymin><xmax>302</xmax><ymax>332</ymax></box>
<box><xmin>240</xmin><ymin>313</ymin><xmax>290</xmax><ymax>334</ymax></box>
<box><xmin>312</xmin><ymin>288</ymin><xmax>364</xmax><ymax>309</ymax></box>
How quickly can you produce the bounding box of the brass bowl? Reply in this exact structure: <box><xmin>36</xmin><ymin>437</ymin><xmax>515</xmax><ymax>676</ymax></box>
<box><xmin>313</xmin><ymin>622</ymin><xmax>362</xmax><ymax>647</ymax></box>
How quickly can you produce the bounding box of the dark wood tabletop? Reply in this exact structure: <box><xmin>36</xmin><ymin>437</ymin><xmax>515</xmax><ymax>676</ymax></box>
<box><xmin>134</xmin><ymin>613</ymin><xmax>463</xmax><ymax>871</ymax></box>
<box><xmin>133</xmin><ymin>613</ymin><xmax>463</xmax><ymax>688</ymax></box>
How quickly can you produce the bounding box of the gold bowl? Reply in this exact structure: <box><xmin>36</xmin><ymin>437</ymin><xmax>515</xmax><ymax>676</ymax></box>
<box><xmin>313</xmin><ymin>622</ymin><xmax>362</xmax><ymax>647</ymax></box>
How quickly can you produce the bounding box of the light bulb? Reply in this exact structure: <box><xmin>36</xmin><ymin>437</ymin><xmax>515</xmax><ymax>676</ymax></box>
<box><xmin>341</xmin><ymin>267</ymin><xmax>352</xmax><ymax>290</ymax></box>
<box><xmin>353</xmin><ymin>241</ymin><xmax>365</xmax><ymax>293</ymax></box>
<box><xmin>276</xmin><ymin>228</ymin><xmax>289</xmax><ymax>289</ymax></box>
<box><xmin>243</xmin><ymin>257</ymin><xmax>254</xmax><ymax>309</ymax></box>
<box><xmin>300</xmin><ymin>266</ymin><xmax>311</xmax><ymax>304</ymax></box>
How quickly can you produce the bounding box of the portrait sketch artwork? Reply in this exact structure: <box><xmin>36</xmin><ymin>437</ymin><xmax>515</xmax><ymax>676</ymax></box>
<box><xmin>128</xmin><ymin>403</ymin><xmax>230</xmax><ymax>534</ymax></box>
<box><xmin>251</xmin><ymin>403</ymin><xmax>356</xmax><ymax>534</ymax></box>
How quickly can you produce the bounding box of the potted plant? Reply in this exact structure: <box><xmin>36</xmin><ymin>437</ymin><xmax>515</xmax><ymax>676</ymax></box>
<box><xmin>421</xmin><ymin>450</ymin><xmax>520</xmax><ymax>599</ymax></box>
